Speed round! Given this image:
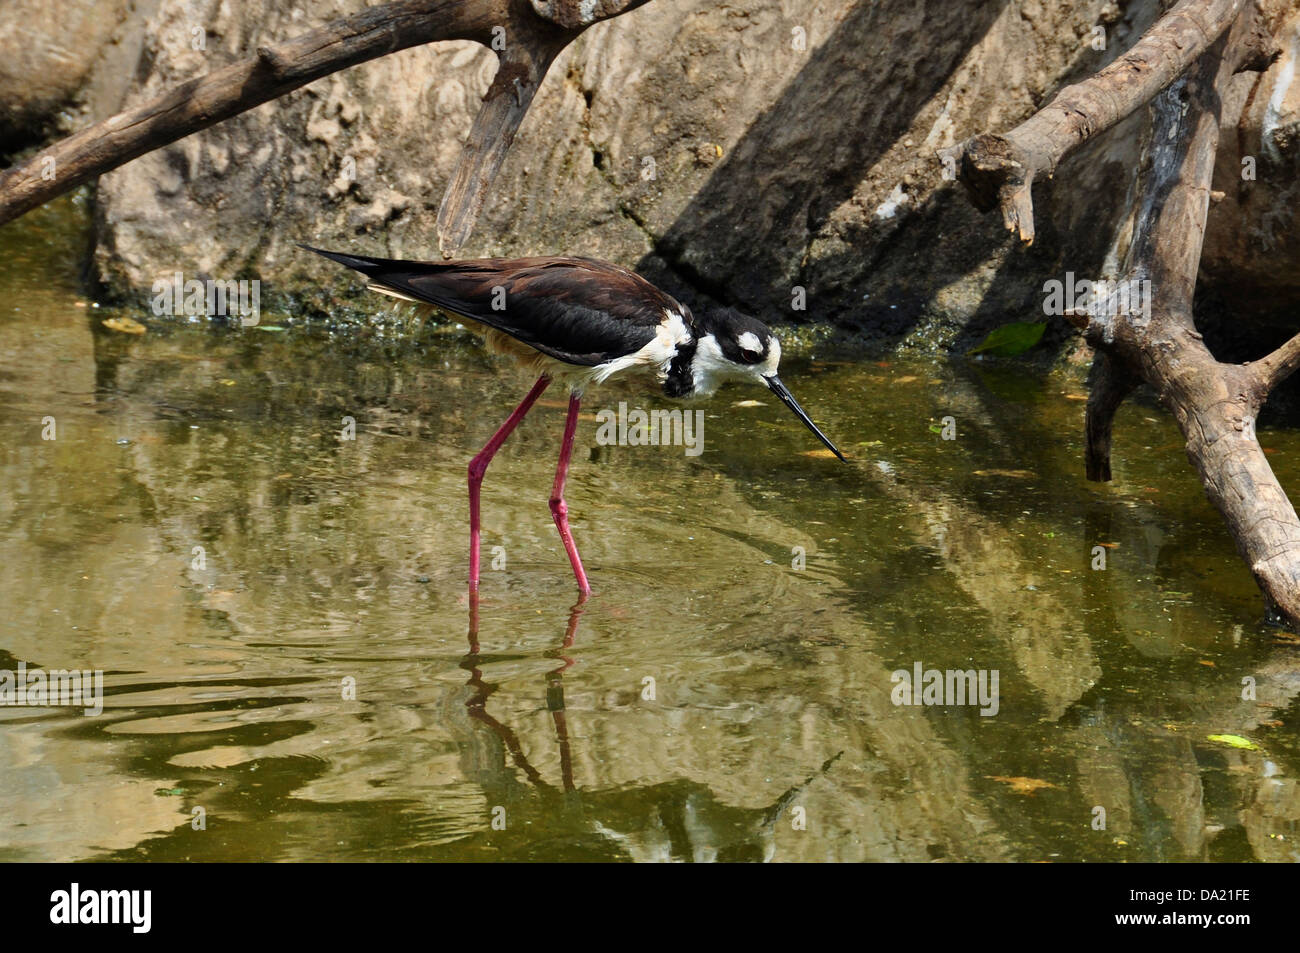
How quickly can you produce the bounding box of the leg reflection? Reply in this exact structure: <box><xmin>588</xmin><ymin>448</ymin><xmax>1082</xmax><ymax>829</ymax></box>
<box><xmin>462</xmin><ymin>594</ymin><xmax>588</xmax><ymax>794</ymax></box>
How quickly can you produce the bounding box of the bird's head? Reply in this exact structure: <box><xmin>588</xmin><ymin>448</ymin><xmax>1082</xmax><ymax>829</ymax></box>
<box><xmin>689</xmin><ymin>307</ymin><xmax>846</xmax><ymax>462</ymax></box>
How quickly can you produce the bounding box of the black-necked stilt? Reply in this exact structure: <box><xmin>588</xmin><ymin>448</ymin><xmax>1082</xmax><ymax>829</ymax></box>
<box><xmin>302</xmin><ymin>246</ymin><xmax>845</xmax><ymax>595</ymax></box>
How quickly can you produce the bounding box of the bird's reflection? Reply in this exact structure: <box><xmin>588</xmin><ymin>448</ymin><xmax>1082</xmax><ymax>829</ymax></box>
<box><xmin>457</xmin><ymin>593</ymin><xmax>843</xmax><ymax>860</ymax></box>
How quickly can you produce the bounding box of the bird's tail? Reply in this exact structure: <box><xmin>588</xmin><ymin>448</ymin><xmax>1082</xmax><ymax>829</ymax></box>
<box><xmin>299</xmin><ymin>244</ymin><xmax>424</xmax><ymax>303</ymax></box>
<box><xmin>298</xmin><ymin>244</ymin><xmax>388</xmax><ymax>271</ymax></box>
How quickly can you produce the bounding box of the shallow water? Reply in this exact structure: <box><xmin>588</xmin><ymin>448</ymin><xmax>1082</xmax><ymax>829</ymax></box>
<box><xmin>2</xmin><ymin>200</ymin><xmax>1299</xmax><ymax>862</ymax></box>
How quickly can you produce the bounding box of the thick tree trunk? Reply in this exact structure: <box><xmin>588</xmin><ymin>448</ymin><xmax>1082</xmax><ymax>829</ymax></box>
<box><xmin>1161</xmin><ymin>342</ymin><xmax>1300</xmax><ymax>623</ymax></box>
<box><xmin>1072</xmin><ymin>10</ymin><xmax>1300</xmax><ymax>625</ymax></box>
<box><xmin>951</xmin><ymin>0</ymin><xmax>1299</xmax><ymax>627</ymax></box>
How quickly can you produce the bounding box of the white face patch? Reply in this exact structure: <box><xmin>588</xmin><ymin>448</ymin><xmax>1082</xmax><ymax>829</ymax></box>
<box><xmin>737</xmin><ymin>331</ymin><xmax>763</xmax><ymax>354</ymax></box>
<box><xmin>690</xmin><ymin>332</ymin><xmax>783</xmax><ymax>397</ymax></box>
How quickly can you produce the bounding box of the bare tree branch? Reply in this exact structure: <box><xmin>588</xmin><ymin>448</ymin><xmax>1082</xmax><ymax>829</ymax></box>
<box><xmin>0</xmin><ymin>0</ymin><xmax>652</xmax><ymax>252</ymax></box>
<box><xmin>1077</xmin><ymin>6</ymin><xmax>1300</xmax><ymax>626</ymax></box>
<box><xmin>439</xmin><ymin>0</ymin><xmax>654</xmax><ymax>253</ymax></box>
<box><xmin>437</xmin><ymin>35</ymin><xmax>565</xmax><ymax>254</ymax></box>
<box><xmin>1084</xmin><ymin>354</ymin><xmax>1138</xmax><ymax>482</ymax></box>
<box><xmin>1251</xmin><ymin>331</ymin><xmax>1300</xmax><ymax>394</ymax></box>
<box><xmin>941</xmin><ymin>0</ymin><xmax>1246</xmax><ymax>245</ymax></box>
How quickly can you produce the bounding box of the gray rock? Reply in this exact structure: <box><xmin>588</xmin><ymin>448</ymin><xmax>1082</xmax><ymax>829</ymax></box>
<box><xmin>0</xmin><ymin>0</ymin><xmax>134</xmax><ymax>148</ymax></box>
<box><xmin>14</xmin><ymin>0</ymin><xmax>1299</xmax><ymax>341</ymax></box>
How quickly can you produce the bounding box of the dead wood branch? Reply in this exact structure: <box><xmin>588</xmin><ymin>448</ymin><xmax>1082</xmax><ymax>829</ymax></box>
<box><xmin>946</xmin><ymin>0</ymin><xmax>1300</xmax><ymax>625</ymax></box>
<box><xmin>942</xmin><ymin>0</ymin><xmax>1246</xmax><ymax>245</ymax></box>
<box><xmin>1074</xmin><ymin>6</ymin><xmax>1300</xmax><ymax>626</ymax></box>
<box><xmin>1251</xmin><ymin>331</ymin><xmax>1300</xmax><ymax>393</ymax></box>
<box><xmin>1084</xmin><ymin>354</ymin><xmax>1138</xmax><ymax>483</ymax></box>
<box><xmin>0</xmin><ymin>0</ymin><xmax>651</xmax><ymax>253</ymax></box>
<box><xmin>436</xmin><ymin>32</ymin><xmax>565</xmax><ymax>254</ymax></box>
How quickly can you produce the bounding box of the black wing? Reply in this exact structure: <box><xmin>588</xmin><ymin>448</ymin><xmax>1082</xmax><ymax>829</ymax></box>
<box><xmin>302</xmin><ymin>246</ymin><xmax>687</xmax><ymax>367</ymax></box>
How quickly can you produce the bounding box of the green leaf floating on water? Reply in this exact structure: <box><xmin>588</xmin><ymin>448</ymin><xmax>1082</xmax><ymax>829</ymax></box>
<box><xmin>970</xmin><ymin>321</ymin><xmax>1047</xmax><ymax>357</ymax></box>
<box><xmin>1206</xmin><ymin>734</ymin><xmax>1258</xmax><ymax>750</ymax></box>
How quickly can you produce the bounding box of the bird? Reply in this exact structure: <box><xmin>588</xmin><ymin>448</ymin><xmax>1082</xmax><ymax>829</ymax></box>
<box><xmin>301</xmin><ymin>245</ymin><xmax>845</xmax><ymax>596</ymax></box>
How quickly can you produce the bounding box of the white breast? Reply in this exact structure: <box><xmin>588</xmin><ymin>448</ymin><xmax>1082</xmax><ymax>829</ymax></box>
<box><xmin>585</xmin><ymin>310</ymin><xmax>692</xmax><ymax>388</ymax></box>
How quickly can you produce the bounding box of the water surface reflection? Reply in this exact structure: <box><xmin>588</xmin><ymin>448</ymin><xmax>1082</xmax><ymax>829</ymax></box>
<box><xmin>1</xmin><ymin>204</ymin><xmax>1298</xmax><ymax>862</ymax></box>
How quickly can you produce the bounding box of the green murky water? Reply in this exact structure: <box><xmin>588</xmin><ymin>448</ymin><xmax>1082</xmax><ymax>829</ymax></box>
<box><xmin>2</xmin><ymin>199</ymin><xmax>1299</xmax><ymax>862</ymax></box>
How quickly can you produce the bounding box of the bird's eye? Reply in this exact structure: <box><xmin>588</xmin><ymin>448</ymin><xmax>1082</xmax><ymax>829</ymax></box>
<box><xmin>740</xmin><ymin>348</ymin><xmax>763</xmax><ymax>364</ymax></box>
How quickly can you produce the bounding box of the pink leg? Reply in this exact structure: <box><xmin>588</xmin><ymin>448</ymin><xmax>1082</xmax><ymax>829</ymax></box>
<box><xmin>550</xmin><ymin>392</ymin><xmax>591</xmax><ymax>594</ymax></box>
<box><xmin>469</xmin><ymin>375</ymin><xmax>551</xmax><ymax>592</ymax></box>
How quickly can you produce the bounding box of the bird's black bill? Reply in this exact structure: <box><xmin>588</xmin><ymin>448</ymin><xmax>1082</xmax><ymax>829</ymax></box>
<box><xmin>765</xmin><ymin>376</ymin><xmax>846</xmax><ymax>462</ymax></box>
